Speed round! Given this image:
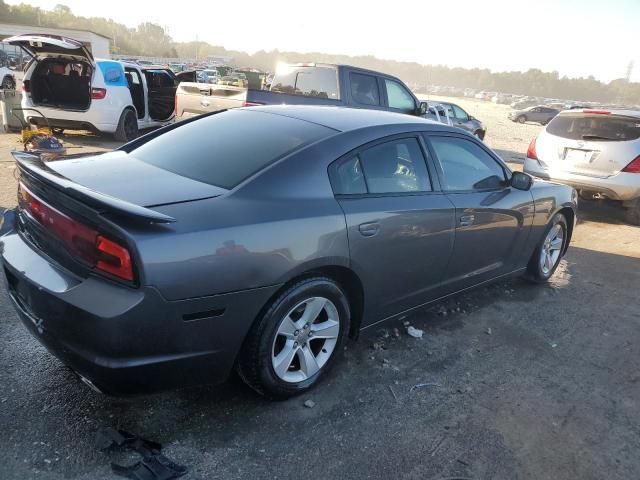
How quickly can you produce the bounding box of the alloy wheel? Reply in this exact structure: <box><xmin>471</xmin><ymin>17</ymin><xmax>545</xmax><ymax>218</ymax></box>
<box><xmin>271</xmin><ymin>297</ymin><xmax>340</xmax><ymax>383</ymax></box>
<box><xmin>539</xmin><ymin>224</ymin><xmax>564</xmax><ymax>275</ymax></box>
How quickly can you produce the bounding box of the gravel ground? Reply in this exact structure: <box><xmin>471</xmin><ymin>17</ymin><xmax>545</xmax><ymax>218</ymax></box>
<box><xmin>1</xmin><ymin>103</ymin><xmax>639</xmax><ymax>480</ymax></box>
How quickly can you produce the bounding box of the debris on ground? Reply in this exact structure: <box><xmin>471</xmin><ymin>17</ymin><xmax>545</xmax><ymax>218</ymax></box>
<box><xmin>486</xmin><ymin>327</ymin><xmax>492</xmax><ymax>335</ymax></box>
<box><xmin>388</xmin><ymin>385</ymin><xmax>398</xmax><ymax>402</ymax></box>
<box><xmin>407</xmin><ymin>326</ymin><xmax>424</xmax><ymax>338</ymax></box>
<box><xmin>96</xmin><ymin>427</ymin><xmax>188</xmax><ymax>480</ymax></box>
<box><xmin>393</xmin><ymin>328</ymin><xmax>400</xmax><ymax>338</ymax></box>
<box><xmin>303</xmin><ymin>400</ymin><xmax>316</xmax><ymax>409</ymax></box>
<box><xmin>410</xmin><ymin>382</ymin><xmax>441</xmax><ymax>392</ymax></box>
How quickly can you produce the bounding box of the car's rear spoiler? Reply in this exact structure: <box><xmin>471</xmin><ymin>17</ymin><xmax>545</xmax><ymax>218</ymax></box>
<box><xmin>13</xmin><ymin>151</ymin><xmax>176</xmax><ymax>224</ymax></box>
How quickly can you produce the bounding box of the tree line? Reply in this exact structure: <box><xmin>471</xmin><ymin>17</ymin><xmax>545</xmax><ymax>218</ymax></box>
<box><xmin>1</xmin><ymin>1</ymin><xmax>638</xmax><ymax>104</ymax></box>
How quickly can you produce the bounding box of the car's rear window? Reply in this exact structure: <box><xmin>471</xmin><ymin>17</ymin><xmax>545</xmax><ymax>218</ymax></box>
<box><xmin>547</xmin><ymin>113</ymin><xmax>640</xmax><ymax>141</ymax></box>
<box><xmin>129</xmin><ymin>109</ymin><xmax>334</xmax><ymax>189</ymax></box>
<box><xmin>270</xmin><ymin>66</ymin><xmax>340</xmax><ymax>100</ymax></box>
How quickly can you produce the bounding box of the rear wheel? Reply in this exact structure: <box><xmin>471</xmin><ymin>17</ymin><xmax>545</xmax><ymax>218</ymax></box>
<box><xmin>625</xmin><ymin>198</ymin><xmax>640</xmax><ymax>226</ymax></box>
<box><xmin>525</xmin><ymin>213</ymin><xmax>568</xmax><ymax>283</ymax></box>
<box><xmin>114</xmin><ymin>109</ymin><xmax>138</xmax><ymax>142</ymax></box>
<box><xmin>517</xmin><ymin>115</ymin><xmax>527</xmax><ymax>124</ymax></box>
<box><xmin>237</xmin><ymin>277</ymin><xmax>350</xmax><ymax>399</ymax></box>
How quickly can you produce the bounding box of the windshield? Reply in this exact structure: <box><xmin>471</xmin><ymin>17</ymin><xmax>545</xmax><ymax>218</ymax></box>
<box><xmin>129</xmin><ymin>109</ymin><xmax>334</xmax><ymax>189</ymax></box>
<box><xmin>547</xmin><ymin>113</ymin><xmax>640</xmax><ymax>141</ymax></box>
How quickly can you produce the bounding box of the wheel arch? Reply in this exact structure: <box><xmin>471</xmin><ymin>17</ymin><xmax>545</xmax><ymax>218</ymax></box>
<box><xmin>254</xmin><ymin>265</ymin><xmax>365</xmax><ymax>341</ymax></box>
<box><xmin>556</xmin><ymin>206</ymin><xmax>575</xmax><ymax>255</ymax></box>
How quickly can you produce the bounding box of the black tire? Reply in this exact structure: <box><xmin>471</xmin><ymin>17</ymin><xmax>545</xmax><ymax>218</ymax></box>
<box><xmin>625</xmin><ymin>198</ymin><xmax>640</xmax><ymax>226</ymax></box>
<box><xmin>525</xmin><ymin>213</ymin><xmax>568</xmax><ymax>283</ymax></box>
<box><xmin>114</xmin><ymin>109</ymin><xmax>138</xmax><ymax>142</ymax></box>
<box><xmin>237</xmin><ymin>276</ymin><xmax>351</xmax><ymax>399</ymax></box>
<box><xmin>1</xmin><ymin>75</ymin><xmax>16</xmax><ymax>90</ymax></box>
<box><xmin>517</xmin><ymin>115</ymin><xmax>527</xmax><ymax>124</ymax></box>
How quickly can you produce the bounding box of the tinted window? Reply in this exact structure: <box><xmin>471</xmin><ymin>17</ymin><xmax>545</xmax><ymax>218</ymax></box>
<box><xmin>430</xmin><ymin>137</ymin><xmax>506</xmax><ymax>191</ymax></box>
<box><xmin>271</xmin><ymin>66</ymin><xmax>339</xmax><ymax>99</ymax></box>
<box><xmin>350</xmin><ymin>72</ymin><xmax>380</xmax><ymax>106</ymax></box>
<box><xmin>131</xmin><ymin>110</ymin><xmax>333</xmax><ymax>189</ymax></box>
<box><xmin>359</xmin><ymin>138</ymin><xmax>431</xmax><ymax>193</ymax></box>
<box><xmin>145</xmin><ymin>70</ymin><xmax>177</xmax><ymax>88</ymax></box>
<box><xmin>384</xmin><ymin>79</ymin><xmax>415</xmax><ymax>112</ymax></box>
<box><xmin>547</xmin><ymin>114</ymin><xmax>640</xmax><ymax>141</ymax></box>
<box><xmin>330</xmin><ymin>156</ymin><xmax>367</xmax><ymax>195</ymax></box>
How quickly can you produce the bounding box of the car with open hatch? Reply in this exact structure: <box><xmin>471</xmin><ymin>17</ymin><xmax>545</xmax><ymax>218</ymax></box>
<box><xmin>0</xmin><ymin>106</ymin><xmax>577</xmax><ymax>399</ymax></box>
<box><xmin>3</xmin><ymin>34</ymin><xmax>178</xmax><ymax>141</ymax></box>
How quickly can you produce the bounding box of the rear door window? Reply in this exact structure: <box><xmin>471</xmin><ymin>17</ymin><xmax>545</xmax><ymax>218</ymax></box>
<box><xmin>547</xmin><ymin>114</ymin><xmax>640</xmax><ymax>141</ymax></box>
<box><xmin>350</xmin><ymin>72</ymin><xmax>380</xmax><ymax>106</ymax></box>
<box><xmin>130</xmin><ymin>109</ymin><xmax>334</xmax><ymax>189</ymax></box>
<box><xmin>359</xmin><ymin>138</ymin><xmax>431</xmax><ymax>194</ymax></box>
<box><xmin>271</xmin><ymin>66</ymin><xmax>339</xmax><ymax>99</ymax></box>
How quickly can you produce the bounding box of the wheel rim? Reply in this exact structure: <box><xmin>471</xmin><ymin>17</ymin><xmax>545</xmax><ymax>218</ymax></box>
<box><xmin>271</xmin><ymin>297</ymin><xmax>340</xmax><ymax>383</ymax></box>
<box><xmin>539</xmin><ymin>224</ymin><xmax>564</xmax><ymax>275</ymax></box>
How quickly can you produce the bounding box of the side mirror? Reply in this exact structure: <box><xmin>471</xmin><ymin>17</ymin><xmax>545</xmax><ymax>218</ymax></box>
<box><xmin>418</xmin><ymin>101</ymin><xmax>428</xmax><ymax>116</ymax></box>
<box><xmin>468</xmin><ymin>115</ymin><xmax>475</xmax><ymax>121</ymax></box>
<box><xmin>511</xmin><ymin>171</ymin><xmax>533</xmax><ymax>191</ymax></box>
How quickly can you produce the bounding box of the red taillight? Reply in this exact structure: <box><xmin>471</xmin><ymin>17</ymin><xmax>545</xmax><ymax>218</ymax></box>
<box><xmin>526</xmin><ymin>137</ymin><xmax>538</xmax><ymax>160</ymax></box>
<box><xmin>242</xmin><ymin>101</ymin><xmax>264</xmax><ymax>107</ymax></box>
<box><xmin>96</xmin><ymin>236</ymin><xmax>133</xmax><ymax>281</ymax></box>
<box><xmin>583</xmin><ymin>109</ymin><xmax>610</xmax><ymax>115</ymax></box>
<box><xmin>21</xmin><ymin>80</ymin><xmax>30</xmax><ymax>93</ymax></box>
<box><xmin>18</xmin><ymin>183</ymin><xmax>134</xmax><ymax>282</ymax></box>
<box><xmin>91</xmin><ymin>88</ymin><xmax>107</xmax><ymax>100</ymax></box>
<box><xmin>622</xmin><ymin>155</ymin><xmax>640</xmax><ymax>173</ymax></box>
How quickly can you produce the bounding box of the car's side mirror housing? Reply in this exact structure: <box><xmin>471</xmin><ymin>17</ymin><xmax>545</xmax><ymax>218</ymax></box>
<box><xmin>468</xmin><ymin>115</ymin><xmax>475</xmax><ymax>121</ymax></box>
<box><xmin>511</xmin><ymin>171</ymin><xmax>533</xmax><ymax>191</ymax></box>
<box><xmin>418</xmin><ymin>101</ymin><xmax>428</xmax><ymax>116</ymax></box>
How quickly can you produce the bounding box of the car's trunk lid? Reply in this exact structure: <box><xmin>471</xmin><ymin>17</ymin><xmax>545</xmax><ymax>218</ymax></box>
<box><xmin>2</xmin><ymin>34</ymin><xmax>95</xmax><ymax>65</ymax></box>
<box><xmin>539</xmin><ymin>112</ymin><xmax>640</xmax><ymax>177</ymax></box>
<box><xmin>43</xmin><ymin>150</ymin><xmax>226</xmax><ymax>207</ymax></box>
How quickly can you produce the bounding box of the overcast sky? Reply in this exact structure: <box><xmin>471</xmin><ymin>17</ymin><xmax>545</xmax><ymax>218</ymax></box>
<box><xmin>6</xmin><ymin>0</ymin><xmax>639</xmax><ymax>82</ymax></box>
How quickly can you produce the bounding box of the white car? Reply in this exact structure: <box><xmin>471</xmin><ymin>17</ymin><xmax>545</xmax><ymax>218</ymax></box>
<box><xmin>524</xmin><ymin>108</ymin><xmax>640</xmax><ymax>225</ymax></box>
<box><xmin>3</xmin><ymin>34</ymin><xmax>178</xmax><ymax>141</ymax></box>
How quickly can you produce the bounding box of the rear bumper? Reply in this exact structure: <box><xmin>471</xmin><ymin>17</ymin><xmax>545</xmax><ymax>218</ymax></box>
<box><xmin>0</xmin><ymin>227</ymin><xmax>279</xmax><ymax>395</ymax></box>
<box><xmin>524</xmin><ymin>157</ymin><xmax>640</xmax><ymax>201</ymax></box>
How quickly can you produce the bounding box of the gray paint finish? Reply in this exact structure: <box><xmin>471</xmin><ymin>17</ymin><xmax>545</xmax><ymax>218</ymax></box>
<box><xmin>0</xmin><ymin>106</ymin><xmax>577</xmax><ymax>393</ymax></box>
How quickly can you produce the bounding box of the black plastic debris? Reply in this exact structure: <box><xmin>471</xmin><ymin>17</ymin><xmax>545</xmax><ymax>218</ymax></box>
<box><xmin>96</xmin><ymin>427</ymin><xmax>188</xmax><ymax>480</ymax></box>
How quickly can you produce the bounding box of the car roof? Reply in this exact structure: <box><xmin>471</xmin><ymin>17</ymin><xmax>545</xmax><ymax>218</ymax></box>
<box><xmin>243</xmin><ymin>105</ymin><xmax>451</xmax><ymax>133</ymax></box>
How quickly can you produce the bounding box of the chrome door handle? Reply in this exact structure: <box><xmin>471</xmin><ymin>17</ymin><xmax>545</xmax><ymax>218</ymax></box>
<box><xmin>459</xmin><ymin>214</ymin><xmax>475</xmax><ymax>226</ymax></box>
<box><xmin>358</xmin><ymin>222</ymin><xmax>380</xmax><ymax>237</ymax></box>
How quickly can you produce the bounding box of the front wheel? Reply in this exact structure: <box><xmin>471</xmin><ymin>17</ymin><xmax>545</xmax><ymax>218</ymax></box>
<box><xmin>525</xmin><ymin>213</ymin><xmax>568</xmax><ymax>283</ymax></box>
<box><xmin>517</xmin><ymin>115</ymin><xmax>527</xmax><ymax>124</ymax></box>
<box><xmin>237</xmin><ymin>277</ymin><xmax>350</xmax><ymax>399</ymax></box>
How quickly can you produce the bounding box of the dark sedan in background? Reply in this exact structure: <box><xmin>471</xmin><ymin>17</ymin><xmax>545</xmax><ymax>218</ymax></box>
<box><xmin>509</xmin><ymin>105</ymin><xmax>560</xmax><ymax>125</ymax></box>
<box><xmin>0</xmin><ymin>106</ymin><xmax>576</xmax><ymax>398</ymax></box>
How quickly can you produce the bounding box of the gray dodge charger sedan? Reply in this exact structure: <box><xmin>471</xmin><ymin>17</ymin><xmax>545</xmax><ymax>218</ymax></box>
<box><xmin>0</xmin><ymin>106</ymin><xmax>577</xmax><ymax>398</ymax></box>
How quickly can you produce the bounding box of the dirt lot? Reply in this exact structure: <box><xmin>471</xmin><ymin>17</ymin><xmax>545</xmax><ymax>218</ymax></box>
<box><xmin>1</xmin><ymin>101</ymin><xmax>639</xmax><ymax>480</ymax></box>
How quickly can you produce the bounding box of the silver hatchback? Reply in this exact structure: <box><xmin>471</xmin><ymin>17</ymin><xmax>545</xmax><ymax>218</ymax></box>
<box><xmin>524</xmin><ymin>109</ymin><xmax>640</xmax><ymax>224</ymax></box>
